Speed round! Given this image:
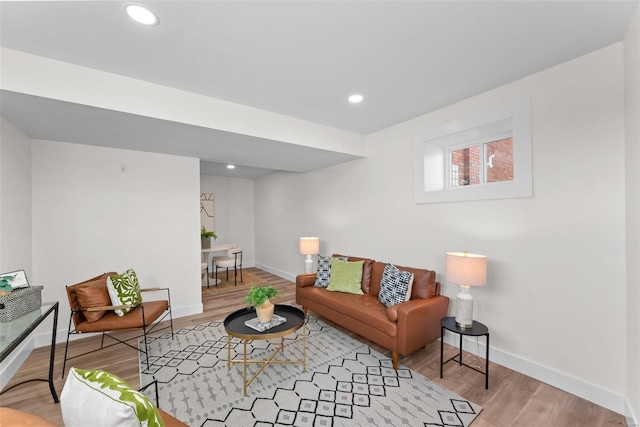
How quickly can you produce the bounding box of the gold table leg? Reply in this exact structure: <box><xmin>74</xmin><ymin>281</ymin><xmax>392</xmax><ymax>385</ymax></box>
<box><xmin>227</xmin><ymin>317</ymin><xmax>308</xmax><ymax>396</ymax></box>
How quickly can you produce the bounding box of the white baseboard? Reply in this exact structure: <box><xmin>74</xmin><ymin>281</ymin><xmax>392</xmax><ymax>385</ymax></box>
<box><xmin>442</xmin><ymin>334</ymin><xmax>628</xmax><ymax>416</ymax></box>
<box><xmin>626</xmin><ymin>397</ymin><xmax>639</xmax><ymax>427</ymax></box>
<box><xmin>254</xmin><ymin>263</ymin><xmax>296</xmax><ymax>282</ymax></box>
<box><xmin>0</xmin><ymin>338</ymin><xmax>34</xmax><ymax>390</ymax></box>
<box><xmin>0</xmin><ymin>303</ymin><xmax>203</xmax><ymax>390</ymax></box>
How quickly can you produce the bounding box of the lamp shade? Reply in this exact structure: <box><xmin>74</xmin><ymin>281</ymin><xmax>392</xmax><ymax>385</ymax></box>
<box><xmin>299</xmin><ymin>237</ymin><xmax>319</xmax><ymax>255</ymax></box>
<box><xmin>445</xmin><ymin>252</ymin><xmax>487</xmax><ymax>286</ymax></box>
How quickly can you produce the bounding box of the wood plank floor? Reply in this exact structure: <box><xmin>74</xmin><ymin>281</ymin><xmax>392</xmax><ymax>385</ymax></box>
<box><xmin>0</xmin><ymin>268</ymin><xmax>627</xmax><ymax>426</ymax></box>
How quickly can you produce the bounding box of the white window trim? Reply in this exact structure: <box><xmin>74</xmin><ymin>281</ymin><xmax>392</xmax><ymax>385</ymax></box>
<box><xmin>414</xmin><ymin>97</ymin><xmax>532</xmax><ymax>204</ymax></box>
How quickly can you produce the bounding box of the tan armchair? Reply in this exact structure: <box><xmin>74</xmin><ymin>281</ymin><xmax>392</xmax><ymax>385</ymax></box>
<box><xmin>62</xmin><ymin>272</ymin><xmax>173</xmax><ymax>378</ymax></box>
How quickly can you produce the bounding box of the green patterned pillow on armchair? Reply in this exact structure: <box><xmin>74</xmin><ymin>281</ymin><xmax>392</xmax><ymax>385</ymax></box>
<box><xmin>107</xmin><ymin>269</ymin><xmax>142</xmax><ymax>316</ymax></box>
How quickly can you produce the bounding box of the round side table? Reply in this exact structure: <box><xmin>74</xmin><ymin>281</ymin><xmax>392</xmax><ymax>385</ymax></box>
<box><xmin>440</xmin><ymin>316</ymin><xmax>490</xmax><ymax>389</ymax></box>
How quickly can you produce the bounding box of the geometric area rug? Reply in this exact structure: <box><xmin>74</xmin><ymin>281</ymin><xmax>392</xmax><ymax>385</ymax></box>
<box><xmin>140</xmin><ymin>316</ymin><xmax>482</xmax><ymax>427</ymax></box>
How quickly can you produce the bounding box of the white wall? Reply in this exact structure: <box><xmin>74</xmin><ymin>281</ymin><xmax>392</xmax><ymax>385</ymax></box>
<box><xmin>31</xmin><ymin>140</ymin><xmax>203</xmax><ymax>338</ymax></box>
<box><xmin>0</xmin><ymin>118</ymin><xmax>32</xmax><ymax>277</ymax></box>
<box><xmin>200</xmin><ymin>175</ymin><xmax>255</xmax><ymax>267</ymax></box>
<box><xmin>0</xmin><ymin>117</ymin><xmax>34</xmax><ymax>388</ymax></box>
<box><xmin>255</xmin><ymin>44</ymin><xmax>628</xmax><ymax>413</ymax></box>
<box><xmin>625</xmin><ymin>5</ymin><xmax>640</xmax><ymax>425</ymax></box>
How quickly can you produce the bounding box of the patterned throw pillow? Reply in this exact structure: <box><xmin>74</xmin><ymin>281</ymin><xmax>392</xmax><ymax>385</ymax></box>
<box><xmin>378</xmin><ymin>263</ymin><xmax>414</xmax><ymax>307</ymax></box>
<box><xmin>107</xmin><ymin>269</ymin><xmax>142</xmax><ymax>316</ymax></box>
<box><xmin>61</xmin><ymin>368</ymin><xmax>165</xmax><ymax>427</ymax></box>
<box><xmin>326</xmin><ymin>259</ymin><xmax>364</xmax><ymax>295</ymax></box>
<box><xmin>314</xmin><ymin>255</ymin><xmax>348</xmax><ymax>287</ymax></box>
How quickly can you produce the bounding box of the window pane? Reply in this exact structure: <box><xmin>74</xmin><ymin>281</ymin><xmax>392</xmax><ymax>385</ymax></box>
<box><xmin>485</xmin><ymin>138</ymin><xmax>514</xmax><ymax>183</ymax></box>
<box><xmin>450</xmin><ymin>146</ymin><xmax>481</xmax><ymax>187</ymax></box>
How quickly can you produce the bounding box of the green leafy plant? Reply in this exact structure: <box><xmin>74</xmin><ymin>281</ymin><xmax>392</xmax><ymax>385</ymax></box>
<box><xmin>200</xmin><ymin>226</ymin><xmax>217</xmax><ymax>240</ymax></box>
<box><xmin>0</xmin><ymin>274</ymin><xmax>15</xmax><ymax>293</ymax></box>
<box><xmin>244</xmin><ymin>285</ymin><xmax>280</xmax><ymax>309</ymax></box>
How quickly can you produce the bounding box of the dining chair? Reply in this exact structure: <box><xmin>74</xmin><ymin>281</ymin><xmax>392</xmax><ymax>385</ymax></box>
<box><xmin>201</xmin><ymin>262</ymin><xmax>209</xmax><ymax>288</ymax></box>
<box><xmin>214</xmin><ymin>247</ymin><xmax>243</xmax><ymax>286</ymax></box>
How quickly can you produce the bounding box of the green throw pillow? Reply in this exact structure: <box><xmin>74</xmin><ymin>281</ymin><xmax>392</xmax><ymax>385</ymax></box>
<box><xmin>60</xmin><ymin>368</ymin><xmax>165</xmax><ymax>427</ymax></box>
<box><xmin>327</xmin><ymin>258</ymin><xmax>364</xmax><ymax>295</ymax></box>
<box><xmin>107</xmin><ymin>269</ymin><xmax>142</xmax><ymax>316</ymax></box>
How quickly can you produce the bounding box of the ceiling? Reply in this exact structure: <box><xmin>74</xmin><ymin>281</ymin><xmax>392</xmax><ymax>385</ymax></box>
<box><xmin>1</xmin><ymin>1</ymin><xmax>638</xmax><ymax>178</ymax></box>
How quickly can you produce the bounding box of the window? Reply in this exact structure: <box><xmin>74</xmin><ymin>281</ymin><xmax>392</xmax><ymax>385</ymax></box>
<box><xmin>449</xmin><ymin>137</ymin><xmax>514</xmax><ymax>187</ymax></box>
<box><xmin>414</xmin><ymin>97</ymin><xmax>532</xmax><ymax>203</ymax></box>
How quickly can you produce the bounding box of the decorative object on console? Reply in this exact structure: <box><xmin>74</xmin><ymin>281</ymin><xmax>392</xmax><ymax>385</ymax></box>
<box><xmin>0</xmin><ymin>278</ymin><xmax>13</xmax><ymax>296</ymax></box>
<box><xmin>244</xmin><ymin>285</ymin><xmax>280</xmax><ymax>323</ymax></box>
<box><xmin>445</xmin><ymin>251</ymin><xmax>487</xmax><ymax>328</ymax></box>
<box><xmin>299</xmin><ymin>237</ymin><xmax>319</xmax><ymax>273</ymax></box>
<box><xmin>0</xmin><ymin>269</ymin><xmax>29</xmax><ymax>294</ymax></box>
<box><xmin>0</xmin><ymin>269</ymin><xmax>43</xmax><ymax>321</ymax></box>
<box><xmin>200</xmin><ymin>226</ymin><xmax>217</xmax><ymax>250</ymax></box>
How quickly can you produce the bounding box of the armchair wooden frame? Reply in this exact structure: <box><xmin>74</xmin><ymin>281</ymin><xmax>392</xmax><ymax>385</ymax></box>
<box><xmin>62</xmin><ymin>286</ymin><xmax>174</xmax><ymax>379</ymax></box>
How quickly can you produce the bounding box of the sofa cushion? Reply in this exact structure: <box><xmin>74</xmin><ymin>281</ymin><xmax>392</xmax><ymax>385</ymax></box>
<box><xmin>61</xmin><ymin>368</ymin><xmax>165</xmax><ymax>427</ymax></box>
<box><xmin>333</xmin><ymin>254</ymin><xmax>375</xmax><ymax>294</ymax></box>
<box><xmin>75</xmin><ymin>301</ymin><xmax>169</xmax><ymax>333</ymax></box>
<box><xmin>67</xmin><ymin>272</ymin><xmax>118</xmax><ymax>326</ymax></box>
<box><xmin>75</xmin><ymin>279</ymin><xmax>112</xmax><ymax>323</ymax></box>
<box><xmin>0</xmin><ymin>408</ymin><xmax>57</xmax><ymax>427</ymax></box>
<box><xmin>107</xmin><ymin>269</ymin><xmax>142</xmax><ymax>316</ymax></box>
<box><xmin>327</xmin><ymin>259</ymin><xmax>364</xmax><ymax>295</ymax></box>
<box><xmin>314</xmin><ymin>255</ymin><xmax>348</xmax><ymax>287</ymax></box>
<box><xmin>371</xmin><ymin>262</ymin><xmax>437</xmax><ymax>299</ymax></box>
<box><xmin>299</xmin><ymin>286</ymin><xmax>396</xmax><ymax>337</ymax></box>
<box><xmin>378</xmin><ymin>263</ymin><xmax>414</xmax><ymax>307</ymax></box>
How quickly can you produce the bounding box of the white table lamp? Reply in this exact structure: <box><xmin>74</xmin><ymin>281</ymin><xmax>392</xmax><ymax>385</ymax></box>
<box><xmin>445</xmin><ymin>251</ymin><xmax>487</xmax><ymax>328</ymax></box>
<box><xmin>299</xmin><ymin>237</ymin><xmax>319</xmax><ymax>273</ymax></box>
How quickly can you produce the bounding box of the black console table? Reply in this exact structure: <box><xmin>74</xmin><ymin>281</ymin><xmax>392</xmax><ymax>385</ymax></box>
<box><xmin>440</xmin><ymin>316</ymin><xmax>490</xmax><ymax>389</ymax></box>
<box><xmin>0</xmin><ymin>301</ymin><xmax>59</xmax><ymax>402</ymax></box>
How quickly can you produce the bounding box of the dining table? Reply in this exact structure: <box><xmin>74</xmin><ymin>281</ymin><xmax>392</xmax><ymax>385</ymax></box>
<box><xmin>202</xmin><ymin>244</ymin><xmax>236</xmax><ymax>285</ymax></box>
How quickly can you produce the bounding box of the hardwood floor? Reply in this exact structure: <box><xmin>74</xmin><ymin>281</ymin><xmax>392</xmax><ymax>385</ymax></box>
<box><xmin>0</xmin><ymin>268</ymin><xmax>627</xmax><ymax>426</ymax></box>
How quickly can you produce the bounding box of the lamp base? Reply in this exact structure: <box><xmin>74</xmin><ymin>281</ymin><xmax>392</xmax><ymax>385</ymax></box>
<box><xmin>304</xmin><ymin>255</ymin><xmax>313</xmax><ymax>274</ymax></box>
<box><xmin>455</xmin><ymin>285</ymin><xmax>474</xmax><ymax>329</ymax></box>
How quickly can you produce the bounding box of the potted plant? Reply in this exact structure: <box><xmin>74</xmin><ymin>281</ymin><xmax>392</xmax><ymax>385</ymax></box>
<box><xmin>201</xmin><ymin>226</ymin><xmax>217</xmax><ymax>249</ymax></box>
<box><xmin>0</xmin><ymin>274</ymin><xmax>15</xmax><ymax>296</ymax></box>
<box><xmin>244</xmin><ymin>285</ymin><xmax>280</xmax><ymax>323</ymax></box>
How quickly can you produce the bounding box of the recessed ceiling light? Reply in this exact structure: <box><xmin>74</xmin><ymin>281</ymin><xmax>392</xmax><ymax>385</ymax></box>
<box><xmin>227</xmin><ymin>165</ymin><xmax>236</xmax><ymax>169</ymax></box>
<box><xmin>125</xmin><ymin>4</ymin><xmax>159</xmax><ymax>26</ymax></box>
<box><xmin>348</xmin><ymin>94</ymin><xmax>364</xmax><ymax>104</ymax></box>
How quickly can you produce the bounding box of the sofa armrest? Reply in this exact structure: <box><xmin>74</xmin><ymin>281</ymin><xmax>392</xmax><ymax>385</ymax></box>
<box><xmin>296</xmin><ymin>273</ymin><xmax>316</xmax><ymax>306</ymax></box>
<box><xmin>296</xmin><ymin>273</ymin><xmax>316</xmax><ymax>289</ymax></box>
<box><xmin>396</xmin><ymin>296</ymin><xmax>449</xmax><ymax>355</ymax></box>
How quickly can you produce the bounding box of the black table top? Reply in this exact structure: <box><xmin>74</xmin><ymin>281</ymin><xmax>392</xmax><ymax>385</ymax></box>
<box><xmin>441</xmin><ymin>316</ymin><xmax>488</xmax><ymax>336</ymax></box>
<box><xmin>224</xmin><ymin>304</ymin><xmax>305</xmax><ymax>339</ymax></box>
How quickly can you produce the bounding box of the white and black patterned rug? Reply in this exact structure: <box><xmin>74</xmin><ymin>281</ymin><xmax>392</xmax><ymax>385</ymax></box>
<box><xmin>140</xmin><ymin>317</ymin><xmax>481</xmax><ymax>427</ymax></box>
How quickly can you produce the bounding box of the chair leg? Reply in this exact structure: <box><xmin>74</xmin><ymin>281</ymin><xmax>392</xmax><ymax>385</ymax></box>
<box><xmin>206</xmin><ymin>266</ymin><xmax>210</xmax><ymax>288</ymax></box>
<box><xmin>226</xmin><ymin>267</ymin><xmax>229</xmax><ymax>281</ymax></box>
<box><xmin>240</xmin><ymin>266</ymin><xmax>243</xmax><ymax>282</ymax></box>
<box><xmin>62</xmin><ymin>312</ymin><xmax>74</xmax><ymax>379</ymax></box>
<box><xmin>234</xmin><ymin>267</ymin><xmax>237</xmax><ymax>286</ymax></box>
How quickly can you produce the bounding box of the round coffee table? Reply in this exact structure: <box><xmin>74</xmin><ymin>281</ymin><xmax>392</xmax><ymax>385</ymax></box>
<box><xmin>224</xmin><ymin>304</ymin><xmax>306</xmax><ymax>396</ymax></box>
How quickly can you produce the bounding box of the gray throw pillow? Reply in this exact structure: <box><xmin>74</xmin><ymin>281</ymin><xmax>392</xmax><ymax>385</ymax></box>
<box><xmin>314</xmin><ymin>255</ymin><xmax>348</xmax><ymax>287</ymax></box>
<box><xmin>378</xmin><ymin>263</ymin><xmax>414</xmax><ymax>307</ymax></box>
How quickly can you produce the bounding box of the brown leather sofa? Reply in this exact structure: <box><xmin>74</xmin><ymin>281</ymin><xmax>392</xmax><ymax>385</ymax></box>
<box><xmin>296</xmin><ymin>255</ymin><xmax>449</xmax><ymax>370</ymax></box>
